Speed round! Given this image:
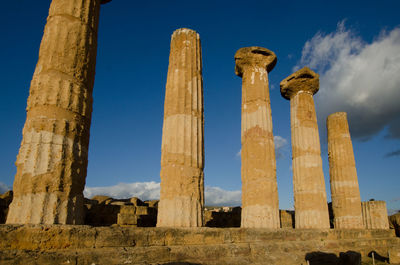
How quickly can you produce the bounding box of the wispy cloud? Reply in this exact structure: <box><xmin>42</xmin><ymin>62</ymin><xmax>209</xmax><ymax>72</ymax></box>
<box><xmin>236</xmin><ymin>149</ymin><xmax>241</xmax><ymax>158</ymax></box>
<box><xmin>385</xmin><ymin>149</ymin><xmax>400</xmax><ymax>158</ymax></box>
<box><xmin>274</xmin><ymin>135</ymin><xmax>288</xmax><ymax>158</ymax></box>
<box><xmin>0</xmin><ymin>182</ymin><xmax>11</xmax><ymax>194</ymax></box>
<box><xmin>295</xmin><ymin>21</ymin><xmax>400</xmax><ymax>140</ymax></box>
<box><xmin>84</xmin><ymin>182</ymin><xmax>242</xmax><ymax>206</ymax></box>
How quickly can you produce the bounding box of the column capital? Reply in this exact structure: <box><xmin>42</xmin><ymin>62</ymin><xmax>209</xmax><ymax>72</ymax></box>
<box><xmin>234</xmin><ymin>46</ymin><xmax>277</xmax><ymax>77</ymax></box>
<box><xmin>327</xmin><ymin>111</ymin><xmax>347</xmax><ymax>122</ymax></box>
<box><xmin>172</xmin><ymin>28</ymin><xmax>199</xmax><ymax>38</ymax></box>
<box><xmin>280</xmin><ymin>67</ymin><xmax>319</xmax><ymax>100</ymax></box>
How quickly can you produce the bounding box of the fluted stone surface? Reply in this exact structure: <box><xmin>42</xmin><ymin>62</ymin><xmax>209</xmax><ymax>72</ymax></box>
<box><xmin>234</xmin><ymin>47</ymin><xmax>279</xmax><ymax>228</ymax></box>
<box><xmin>157</xmin><ymin>28</ymin><xmax>204</xmax><ymax>227</ymax></box>
<box><xmin>6</xmin><ymin>0</ymin><xmax>107</xmax><ymax>224</ymax></box>
<box><xmin>327</xmin><ymin>112</ymin><xmax>363</xmax><ymax>229</ymax></box>
<box><xmin>280</xmin><ymin>67</ymin><xmax>330</xmax><ymax>229</ymax></box>
<box><xmin>362</xmin><ymin>201</ymin><xmax>389</xmax><ymax>229</ymax></box>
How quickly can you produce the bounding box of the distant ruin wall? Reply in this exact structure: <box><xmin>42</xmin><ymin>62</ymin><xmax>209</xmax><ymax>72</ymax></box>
<box><xmin>362</xmin><ymin>201</ymin><xmax>390</xmax><ymax>229</ymax></box>
<box><xmin>1</xmin><ymin>225</ymin><xmax>400</xmax><ymax>265</ymax></box>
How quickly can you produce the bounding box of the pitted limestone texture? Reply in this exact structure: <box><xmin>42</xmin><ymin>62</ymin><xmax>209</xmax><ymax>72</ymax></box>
<box><xmin>327</xmin><ymin>112</ymin><xmax>363</xmax><ymax>229</ymax></box>
<box><xmin>235</xmin><ymin>47</ymin><xmax>280</xmax><ymax>228</ymax></box>
<box><xmin>6</xmin><ymin>0</ymin><xmax>106</xmax><ymax>225</ymax></box>
<box><xmin>1</xmin><ymin>225</ymin><xmax>399</xmax><ymax>264</ymax></box>
<box><xmin>362</xmin><ymin>200</ymin><xmax>390</xmax><ymax>229</ymax></box>
<box><xmin>280</xmin><ymin>67</ymin><xmax>330</xmax><ymax>229</ymax></box>
<box><xmin>157</xmin><ymin>28</ymin><xmax>204</xmax><ymax>227</ymax></box>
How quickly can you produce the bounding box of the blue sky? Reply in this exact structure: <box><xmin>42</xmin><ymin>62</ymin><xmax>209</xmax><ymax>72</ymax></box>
<box><xmin>0</xmin><ymin>0</ymin><xmax>399</xmax><ymax>213</ymax></box>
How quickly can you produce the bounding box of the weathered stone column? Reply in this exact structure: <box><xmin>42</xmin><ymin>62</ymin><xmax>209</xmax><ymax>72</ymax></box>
<box><xmin>157</xmin><ymin>28</ymin><xmax>204</xmax><ymax>227</ymax></box>
<box><xmin>361</xmin><ymin>201</ymin><xmax>389</xmax><ymax>229</ymax></box>
<box><xmin>280</xmin><ymin>67</ymin><xmax>330</xmax><ymax>229</ymax></box>
<box><xmin>234</xmin><ymin>47</ymin><xmax>280</xmax><ymax>228</ymax></box>
<box><xmin>327</xmin><ymin>112</ymin><xmax>364</xmax><ymax>229</ymax></box>
<box><xmin>6</xmin><ymin>0</ymin><xmax>109</xmax><ymax>224</ymax></box>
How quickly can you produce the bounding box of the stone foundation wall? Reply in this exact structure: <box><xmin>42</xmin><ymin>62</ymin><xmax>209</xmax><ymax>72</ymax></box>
<box><xmin>1</xmin><ymin>225</ymin><xmax>399</xmax><ymax>265</ymax></box>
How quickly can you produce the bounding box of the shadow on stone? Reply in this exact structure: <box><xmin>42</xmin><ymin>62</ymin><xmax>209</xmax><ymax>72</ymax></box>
<box><xmin>305</xmin><ymin>251</ymin><xmax>361</xmax><ymax>265</ymax></box>
<box><xmin>328</xmin><ymin>202</ymin><xmax>334</xmax><ymax>228</ymax></box>
<box><xmin>368</xmin><ymin>251</ymin><xmax>389</xmax><ymax>263</ymax></box>
<box><xmin>305</xmin><ymin>251</ymin><xmax>339</xmax><ymax>265</ymax></box>
<box><xmin>160</xmin><ymin>263</ymin><xmax>202</xmax><ymax>265</ymax></box>
<box><xmin>339</xmin><ymin>251</ymin><xmax>361</xmax><ymax>265</ymax></box>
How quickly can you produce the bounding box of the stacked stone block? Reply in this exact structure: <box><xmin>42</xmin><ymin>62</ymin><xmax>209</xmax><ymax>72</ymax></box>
<box><xmin>280</xmin><ymin>210</ymin><xmax>295</xmax><ymax>228</ymax></box>
<box><xmin>362</xmin><ymin>201</ymin><xmax>389</xmax><ymax>229</ymax></box>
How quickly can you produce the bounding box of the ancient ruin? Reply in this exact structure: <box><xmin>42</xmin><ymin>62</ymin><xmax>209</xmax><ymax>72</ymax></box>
<box><xmin>2</xmin><ymin>0</ymin><xmax>400</xmax><ymax>263</ymax></box>
<box><xmin>157</xmin><ymin>28</ymin><xmax>204</xmax><ymax>227</ymax></box>
<box><xmin>280</xmin><ymin>67</ymin><xmax>330</xmax><ymax>229</ymax></box>
<box><xmin>6</xmin><ymin>0</ymin><xmax>108</xmax><ymax>225</ymax></box>
<box><xmin>279</xmin><ymin>209</ymin><xmax>295</xmax><ymax>228</ymax></box>
<box><xmin>234</xmin><ymin>47</ymin><xmax>280</xmax><ymax>228</ymax></box>
<box><xmin>327</xmin><ymin>112</ymin><xmax>364</xmax><ymax>229</ymax></box>
<box><xmin>362</xmin><ymin>200</ymin><xmax>390</xmax><ymax>229</ymax></box>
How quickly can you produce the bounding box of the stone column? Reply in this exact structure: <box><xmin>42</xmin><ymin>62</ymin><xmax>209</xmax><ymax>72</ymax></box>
<box><xmin>280</xmin><ymin>67</ymin><xmax>330</xmax><ymax>229</ymax></box>
<box><xmin>6</xmin><ymin>0</ymin><xmax>110</xmax><ymax>225</ymax></box>
<box><xmin>157</xmin><ymin>28</ymin><xmax>204</xmax><ymax>227</ymax></box>
<box><xmin>234</xmin><ymin>47</ymin><xmax>280</xmax><ymax>228</ymax></box>
<box><xmin>361</xmin><ymin>201</ymin><xmax>389</xmax><ymax>229</ymax></box>
<box><xmin>327</xmin><ymin>112</ymin><xmax>364</xmax><ymax>229</ymax></box>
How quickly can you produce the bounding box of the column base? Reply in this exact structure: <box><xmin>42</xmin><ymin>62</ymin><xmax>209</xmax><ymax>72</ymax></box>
<box><xmin>241</xmin><ymin>204</ymin><xmax>280</xmax><ymax>228</ymax></box>
<box><xmin>157</xmin><ymin>197</ymin><xmax>203</xmax><ymax>227</ymax></box>
<box><xmin>6</xmin><ymin>192</ymin><xmax>84</xmax><ymax>225</ymax></box>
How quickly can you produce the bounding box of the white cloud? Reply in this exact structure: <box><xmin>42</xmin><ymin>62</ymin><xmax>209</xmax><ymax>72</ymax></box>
<box><xmin>236</xmin><ymin>135</ymin><xmax>288</xmax><ymax>158</ymax></box>
<box><xmin>84</xmin><ymin>181</ymin><xmax>242</xmax><ymax>206</ymax></box>
<box><xmin>84</xmin><ymin>181</ymin><xmax>160</xmax><ymax>201</ymax></box>
<box><xmin>296</xmin><ymin>21</ymin><xmax>400</xmax><ymax>140</ymax></box>
<box><xmin>205</xmin><ymin>186</ymin><xmax>241</xmax><ymax>206</ymax></box>
<box><xmin>0</xmin><ymin>182</ymin><xmax>11</xmax><ymax>194</ymax></box>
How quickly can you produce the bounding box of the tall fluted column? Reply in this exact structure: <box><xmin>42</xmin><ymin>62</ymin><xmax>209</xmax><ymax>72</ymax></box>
<box><xmin>280</xmin><ymin>67</ymin><xmax>330</xmax><ymax>229</ymax></box>
<box><xmin>361</xmin><ymin>201</ymin><xmax>389</xmax><ymax>229</ymax></box>
<box><xmin>234</xmin><ymin>47</ymin><xmax>280</xmax><ymax>228</ymax></box>
<box><xmin>327</xmin><ymin>112</ymin><xmax>364</xmax><ymax>229</ymax></box>
<box><xmin>157</xmin><ymin>28</ymin><xmax>204</xmax><ymax>227</ymax></box>
<box><xmin>6</xmin><ymin>0</ymin><xmax>109</xmax><ymax>225</ymax></box>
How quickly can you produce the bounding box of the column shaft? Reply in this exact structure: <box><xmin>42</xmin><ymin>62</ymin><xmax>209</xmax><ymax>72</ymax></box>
<box><xmin>241</xmin><ymin>67</ymin><xmax>279</xmax><ymax>228</ymax></box>
<box><xmin>291</xmin><ymin>91</ymin><xmax>330</xmax><ymax>228</ymax></box>
<box><xmin>7</xmin><ymin>0</ymin><xmax>102</xmax><ymax>224</ymax></box>
<box><xmin>157</xmin><ymin>28</ymin><xmax>204</xmax><ymax>227</ymax></box>
<box><xmin>327</xmin><ymin>112</ymin><xmax>363</xmax><ymax>228</ymax></box>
